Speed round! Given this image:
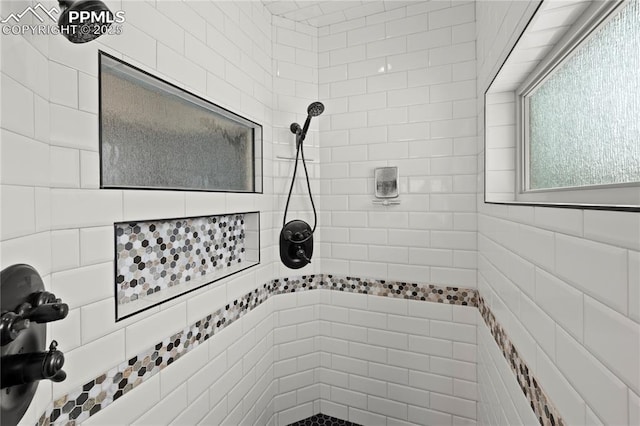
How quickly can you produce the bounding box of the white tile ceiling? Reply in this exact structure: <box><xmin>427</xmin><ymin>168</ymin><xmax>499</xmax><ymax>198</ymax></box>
<box><xmin>261</xmin><ymin>1</ymin><xmax>418</xmax><ymax>27</ymax></box>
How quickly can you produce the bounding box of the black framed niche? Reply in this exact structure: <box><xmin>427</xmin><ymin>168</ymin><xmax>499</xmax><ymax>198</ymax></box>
<box><xmin>99</xmin><ymin>51</ymin><xmax>263</xmax><ymax>193</ymax></box>
<box><xmin>114</xmin><ymin>211</ymin><xmax>260</xmax><ymax>321</ymax></box>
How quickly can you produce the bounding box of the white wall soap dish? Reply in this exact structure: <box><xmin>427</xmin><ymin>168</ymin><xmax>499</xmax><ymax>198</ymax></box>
<box><xmin>372</xmin><ymin>166</ymin><xmax>401</xmax><ymax>206</ymax></box>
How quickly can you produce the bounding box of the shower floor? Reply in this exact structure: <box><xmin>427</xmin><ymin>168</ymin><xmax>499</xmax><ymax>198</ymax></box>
<box><xmin>287</xmin><ymin>413</ymin><xmax>362</xmax><ymax>426</ymax></box>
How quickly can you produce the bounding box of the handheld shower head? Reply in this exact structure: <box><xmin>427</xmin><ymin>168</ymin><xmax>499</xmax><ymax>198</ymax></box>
<box><xmin>307</xmin><ymin>102</ymin><xmax>325</xmax><ymax>117</ymax></box>
<box><xmin>300</xmin><ymin>101</ymin><xmax>324</xmax><ymax>142</ymax></box>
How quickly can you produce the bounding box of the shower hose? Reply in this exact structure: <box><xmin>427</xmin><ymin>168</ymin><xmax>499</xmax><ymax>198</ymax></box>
<box><xmin>282</xmin><ymin>134</ymin><xmax>317</xmax><ymax>244</ymax></box>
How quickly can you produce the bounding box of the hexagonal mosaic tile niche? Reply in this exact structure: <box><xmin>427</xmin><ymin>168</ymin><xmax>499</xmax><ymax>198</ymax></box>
<box><xmin>114</xmin><ymin>211</ymin><xmax>260</xmax><ymax>320</ymax></box>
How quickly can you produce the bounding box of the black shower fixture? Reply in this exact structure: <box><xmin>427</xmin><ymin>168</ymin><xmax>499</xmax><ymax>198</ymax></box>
<box><xmin>1</xmin><ymin>265</ymin><xmax>69</xmax><ymax>425</ymax></box>
<box><xmin>290</xmin><ymin>102</ymin><xmax>325</xmax><ymax>146</ymax></box>
<box><xmin>58</xmin><ymin>0</ymin><xmax>114</xmax><ymax>43</ymax></box>
<box><xmin>279</xmin><ymin>219</ymin><xmax>314</xmax><ymax>269</ymax></box>
<box><xmin>280</xmin><ymin>102</ymin><xmax>324</xmax><ymax>269</ymax></box>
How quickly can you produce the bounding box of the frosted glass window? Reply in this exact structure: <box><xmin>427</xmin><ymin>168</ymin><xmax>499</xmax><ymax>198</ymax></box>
<box><xmin>527</xmin><ymin>0</ymin><xmax>640</xmax><ymax>190</ymax></box>
<box><xmin>100</xmin><ymin>52</ymin><xmax>262</xmax><ymax>193</ymax></box>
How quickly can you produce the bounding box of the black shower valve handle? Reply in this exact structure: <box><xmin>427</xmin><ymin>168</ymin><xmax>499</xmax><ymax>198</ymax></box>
<box><xmin>16</xmin><ymin>291</ymin><xmax>69</xmax><ymax>324</ymax></box>
<box><xmin>43</xmin><ymin>340</ymin><xmax>67</xmax><ymax>382</ymax></box>
<box><xmin>21</xmin><ymin>302</ymin><xmax>69</xmax><ymax>324</ymax></box>
<box><xmin>0</xmin><ymin>298</ymin><xmax>68</xmax><ymax>346</ymax></box>
<box><xmin>0</xmin><ymin>340</ymin><xmax>66</xmax><ymax>388</ymax></box>
<box><xmin>296</xmin><ymin>246</ymin><xmax>311</xmax><ymax>264</ymax></box>
<box><xmin>29</xmin><ymin>291</ymin><xmax>58</xmax><ymax>306</ymax></box>
<box><xmin>0</xmin><ymin>311</ymin><xmax>31</xmax><ymax>346</ymax></box>
<box><xmin>285</xmin><ymin>230</ymin><xmax>311</xmax><ymax>243</ymax></box>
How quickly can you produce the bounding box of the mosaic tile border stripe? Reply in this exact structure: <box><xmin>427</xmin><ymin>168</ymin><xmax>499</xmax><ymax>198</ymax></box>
<box><xmin>37</xmin><ymin>274</ymin><xmax>477</xmax><ymax>425</ymax></box>
<box><xmin>37</xmin><ymin>277</ymin><xmax>563</xmax><ymax>426</ymax></box>
<box><xmin>322</xmin><ymin>275</ymin><xmax>477</xmax><ymax>305</ymax></box>
<box><xmin>478</xmin><ymin>296</ymin><xmax>564</xmax><ymax>426</ymax></box>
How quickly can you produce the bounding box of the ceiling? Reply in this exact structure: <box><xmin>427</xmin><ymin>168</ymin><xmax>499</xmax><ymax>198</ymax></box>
<box><xmin>261</xmin><ymin>1</ymin><xmax>418</xmax><ymax>27</ymax></box>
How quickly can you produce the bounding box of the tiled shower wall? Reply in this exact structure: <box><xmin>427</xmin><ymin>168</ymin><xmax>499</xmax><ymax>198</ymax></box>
<box><xmin>74</xmin><ymin>282</ymin><xmax>479</xmax><ymax>426</ymax></box>
<box><xmin>312</xmin><ymin>289</ymin><xmax>478</xmax><ymax>426</ymax></box>
<box><xmin>3</xmin><ymin>0</ymin><xmax>638</xmax><ymax>425</ymax></box>
<box><xmin>0</xmin><ymin>0</ymin><xmax>281</xmax><ymax>423</ymax></box>
<box><xmin>476</xmin><ymin>1</ymin><xmax>640</xmax><ymax>425</ymax></box>
<box><xmin>317</xmin><ymin>1</ymin><xmax>478</xmax><ymax>287</ymax></box>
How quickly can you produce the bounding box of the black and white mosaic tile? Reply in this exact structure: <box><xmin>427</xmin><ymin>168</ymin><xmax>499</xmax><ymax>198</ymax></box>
<box><xmin>320</xmin><ymin>275</ymin><xmax>477</xmax><ymax>305</ymax></box>
<box><xmin>478</xmin><ymin>296</ymin><xmax>564</xmax><ymax>426</ymax></box>
<box><xmin>115</xmin><ymin>214</ymin><xmax>246</xmax><ymax>305</ymax></box>
<box><xmin>37</xmin><ymin>274</ymin><xmax>478</xmax><ymax>425</ymax></box>
<box><xmin>287</xmin><ymin>413</ymin><xmax>362</xmax><ymax>426</ymax></box>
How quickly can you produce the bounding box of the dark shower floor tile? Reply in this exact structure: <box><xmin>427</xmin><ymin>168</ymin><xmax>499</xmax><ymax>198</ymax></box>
<box><xmin>287</xmin><ymin>413</ymin><xmax>362</xmax><ymax>426</ymax></box>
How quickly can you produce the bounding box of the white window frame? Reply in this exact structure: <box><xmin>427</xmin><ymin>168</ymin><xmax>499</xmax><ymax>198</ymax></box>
<box><xmin>514</xmin><ymin>0</ymin><xmax>640</xmax><ymax>209</ymax></box>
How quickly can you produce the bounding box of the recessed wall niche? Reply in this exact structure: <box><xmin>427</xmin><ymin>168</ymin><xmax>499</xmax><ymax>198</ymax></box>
<box><xmin>99</xmin><ymin>51</ymin><xmax>262</xmax><ymax>193</ymax></box>
<box><xmin>114</xmin><ymin>212</ymin><xmax>260</xmax><ymax>320</ymax></box>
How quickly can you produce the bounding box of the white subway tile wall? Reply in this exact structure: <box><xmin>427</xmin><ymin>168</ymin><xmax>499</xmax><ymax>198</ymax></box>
<box><xmin>37</xmin><ymin>276</ymin><xmax>477</xmax><ymax>426</ymax></box>
<box><xmin>2</xmin><ymin>0</ymin><xmax>639</xmax><ymax>425</ymax></box>
<box><xmin>319</xmin><ymin>1</ymin><xmax>478</xmax><ymax>286</ymax></box>
<box><xmin>0</xmin><ymin>0</ymin><xmax>279</xmax><ymax>424</ymax></box>
<box><xmin>477</xmin><ymin>2</ymin><xmax>640</xmax><ymax>426</ymax></box>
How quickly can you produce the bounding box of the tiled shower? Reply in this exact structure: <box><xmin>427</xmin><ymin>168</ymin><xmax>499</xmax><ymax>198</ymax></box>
<box><xmin>0</xmin><ymin>1</ymin><xmax>638</xmax><ymax>426</ymax></box>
